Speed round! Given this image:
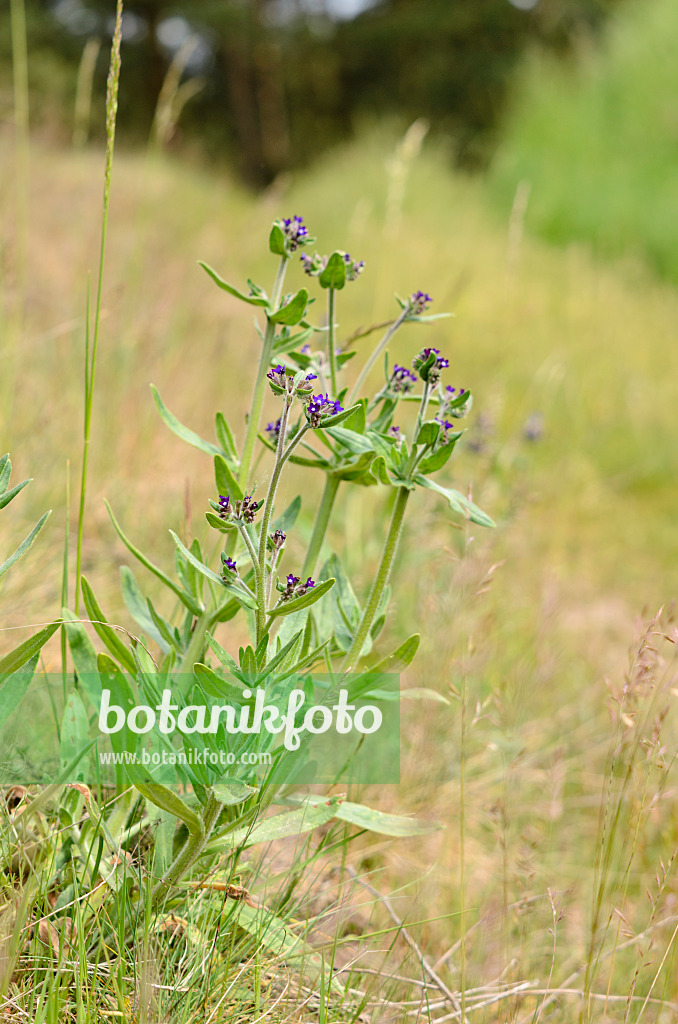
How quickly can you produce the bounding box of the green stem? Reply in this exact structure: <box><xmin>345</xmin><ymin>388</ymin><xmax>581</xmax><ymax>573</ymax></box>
<box><xmin>327</xmin><ymin>287</ymin><xmax>338</xmax><ymax>396</ymax></box>
<box><xmin>178</xmin><ymin>608</ymin><xmax>212</xmax><ymax>675</ymax></box>
<box><xmin>75</xmin><ymin>0</ymin><xmax>122</xmax><ymax>614</ymax></box>
<box><xmin>151</xmin><ymin>790</ymin><xmax>222</xmax><ymax>909</ymax></box>
<box><xmin>236</xmin><ymin>519</ymin><xmax>265</xmax><ymax>639</ymax></box>
<box><xmin>257</xmin><ymin>422</ymin><xmax>310</xmax><ymax>631</ymax></box>
<box><xmin>301</xmin><ymin>473</ymin><xmax>340</xmax><ymax>579</ymax></box>
<box><xmin>342</xmin><ymin>486</ymin><xmax>410</xmax><ymax>672</ymax></box>
<box><xmin>238</xmin><ymin>257</ymin><xmax>288</xmax><ymax>491</ymax></box>
<box><xmin>348</xmin><ymin>307</ymin><xmax>409</xmax><ymax>405</ymax></box>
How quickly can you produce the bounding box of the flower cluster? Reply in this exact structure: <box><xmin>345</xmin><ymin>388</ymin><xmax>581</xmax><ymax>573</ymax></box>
<box><xmin>306</xmin><ymin>393</ymin><xmax>343</xmax><ymax>428</ymax></box>
<box><xmin>281</xmin><ymin>215</ymin><xmax>310</xmax><ymax>252</ymax></box>
<box><xmin>389</xmin><ymin>364</ymin><xmax>417</xmax><ymax>394</ymax></box>
<box><xmin>267</xmin><ymin>364</ymin><xmax>317</xmax><ymax>400</ymax></box>
<box><xmin>269</xmin><ymin>529</ymin><xmax>286</xmax><ymax>549</ymax></box>
<box><xmin>443</xmin><ymin>385</ymin><xmax>471</xmax><ymax>419</ymax></box>
<box><xmin>408</xmin><ymin>290</ymin><xmax>433</xmax><ymax>315</ymax></box>
<box><xmin>216</xmin><ymin>493</ymin><xmax>261</xmax><ymax>524</ymax></box>
<box><xmin>300</xmin><ymin>250</ymin><xmax>365</xmax><ymax>282</ymax></box>
<box><xmin>412</xmin><ymin>346</ymin><xmax>449</xmax><ymax>384</ymax></box>
<box><xmin>280</xmin><ymin>574</ymin><xmax>316</xmax><ymax>602</ymax></box>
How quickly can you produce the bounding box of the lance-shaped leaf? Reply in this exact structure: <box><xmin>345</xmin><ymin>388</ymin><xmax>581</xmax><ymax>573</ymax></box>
<box><xmin>0</xmin><ymin>510</ymin><xmax>51</xmax><ymax>579</ymax></box>
<box><xmin>0</xmin><ymin>654</ymin><xmax>39</xmax><ymax>730</ymax></box>
<box><xmin>417</xmin><ymin>433</ymin><xmax>462</xmax><ymax>474</ymax></box>
<box><xmin>150</xmin><ymin>384</ymin><xmax>222</xmax><ymax>457</ymax></box>
<box><xmin>414</xmin><ymin>419</ymin><xmax>441</xmax><ymax>447</ymax></box>
<box><xmin>268</xmin><ymin>223</ymin><xmax>286</xmax><ymax>256</ymax></box>
<box><xmin>169</xmin><ymin>531</ymin><xmax>258</xmax><ymax>611</ymax></box>
<box><xmin>325</xmin><ymin>427</ymin><xmax>375</xmax><ymax>455</ymax></box>
<box><xmin>206</xmin><ymin>511</ymin><xmax>236</xmax><ymax>533</ymax></box>
<box><xmin>268</xmin><ymin>578</ymin><xmax>335</xmax><ymax>618</ymax></box>
<box><xmin>214</xmin><ymin>454</ymin><xmax>243</xmax><ymax>501</ymax></box>
<box><xmin>207</xmin><ymin>798</ymin><xmax>342</xmax><ymax>851</ymax></box>
<box><xmin>293</xmin><ymin>795</ymin><xmax>441</xmax><ymax>837</ymax></box>
<box><xmin>120</xmin><ymin>567</ymin><xmax>170</xmax><ymax>653</ymax></box>
<box><xmin>199</xmin><ymin>261</ymin><xmax>271</xmax><ymax>308</ymax></box>
<box><xmin>81</xmin><ymin>578</ymin><xmax>137</xmax><ymax>674</ymax></box>
<box><xmin>106</xmin><ymin>502</ymin><xmax>203</xmax><ymax>617</ymax></box>
<box><xmin>0</xmin><ymin>621</ymin><xmax>60</xmax><ymax>676</ymax></box>
<box><xmin>194</xmin><ymin>662</ymin><xmax>249</xmax><ymax>703</ymax></box>
<box><xmin>318</xmin><ymin>251</ymin><xmax>346</xmax><ymax>290</ymax></box>
<box><xmin>212</xmin><ymin>779</ymin><xmax>258</xmax><ymax>806</ymax></box>
<box><xmin>0</xmin><ymin>478</ymin><xmax>31</xmax><ymax>509</ymax></box>
<box><xmin>319</xmin><ymin>402</ymin><xmax>363</xmax><ymax>429</ymax></box>
<box><xmin>215</xmin><ymin>412</ymin><xmax>238</xmax><ymax>463</ymax></box>
<box><xmin>269</xmin><ymin>288</ymin><xmax>308</xmax><ymax>326</ymax></box>
<box><xmin>414</xmin><ymin>475</ymin><xmax>495</xmax><ymax>527</ymax></box>
<box><xmin>125</xmin><ymin>761</ymin><xmax>205</xmax><ymax>837</ymax></box>
<box><xmin>0</xmin><ymin>454</ymin><xmax>10</xmax><ymax>494</ymax></box>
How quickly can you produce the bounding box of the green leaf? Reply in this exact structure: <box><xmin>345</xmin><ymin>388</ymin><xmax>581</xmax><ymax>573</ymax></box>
<box><xmin>169</xmin><ymin>531</ymin><xmax>224</xmax><ymax>588</ymax></box>
<box><xmin>199</xmin><ymin>261</ymin><xmax>271</xmax><ymax>308</ymax></box>
<box><xmin>415</xmin><ymin>419</ymin><xmax>441</xmax><ymax>447</ymax></box>
<box><xmin>0</xmin><ymin>510</ymin><xmax>51</xmax><ymax>578</ymax></box>
<box><xmin>296</xmin><ymin>795</ymin><xmax>441</xmax><ymax>837</ymax></box>
<box><xmin>60</xmin><ymin>691</ymin><xmax>90</xmax><ymax>778</ymax></box>
<box><xmin>414</xmin><ymin>475</ymin><xmax>495</xmax><ymax>528</ymax></box>
<box><xmin>150</xmin><ymin>384</ymin><xmax>222</xmax><ymax>457</ymax></box>
<box><xmin>120</xmin><ymin>567</ymin><xmax>170</xmax><ymax>653</ymax></box>
<box><xmin>0</xmin><ymin>454</ymin><xmax>10</xmax><ymax>493</ymax></box>
<box><xmin>418</xmin><ymin>434</ymin><xmax>461</xmax><ymax>474</ymax></box>
<box><xmin>269</xmin><ymin>224</ymin><xmax>286</xmax><ymax>256</ymax></box>
<box><xmin>318</xmin><ymin>251</ymin><xmax>346</xmax><ymax>290</ymax></box>
<box><xmin>272</xmin><ymin>495</ymin><xmax>301</xmax><ymax>534</ymax></box>
<box><xmin>205</xmin><ymin>633</ymin><xmax>239</xmax><ymax>672</ymax></box>
<box><xmin>214</xmin><ymin>454</ymin><xmax>243</xmax><ymax>502</ymax></box>
<box><xmin>320</xmin><ymin>402</ymin><xmax>364</xmax><ymax>429</ymax></box>
<box><xmin>268</xmin><ymin>578</ymin><xmax>335</xmax><ymax>618</ymax></box>
<box><xmin>205</xmin><ymin>511</ymin><xmax>236</xmax><ymax>533</ymax></box>
<box><xmin>61</xmin><ymin>609</ymin><xmax>102</xmax><ymax>708</ymax></box>
<box><xmin>0</xmin><ymin>478</ymin><xmax>31</xmax><ymax>509</ymax></box>
<box><xmin>215</xmin><ymin>412</ymin><xmax>238</xmax><ymax>462</ymax></box>
<box><xmin>0</xmin><ymin>621</ymin><xmax>60</xmax><ymax>676</ymax></box>
<box><xmin>208</xmin><ymin>798</ymin><xmax>341</xmax><ymax>851</ymax></box>
<box><xmin>125</xmin><ymin>761</ymin><xmax>204</xmax><ymax>837</ymax></box>
<box><xmin>194</xmin><ymin>662</ymin><xmax>248</xmax><ymax>703</ymax></box>
<box><xmin>269</xmin><ymin>288</ymin><xmax>309</xmax><ymax>326</ymax></box>
<box><xmin>0</xmin><ymin>654</ymin><xmax>39</xmax><ymax>730</ymax></box>
<box><xmin>81</xmin><ymin>577</ymin><xmax>137</xmax><ymax>675</ymax></box>
<box><xmin>212</xmin><ymin>780</ymin><xmax>258</xmax><ymax>806</ymax></box>
<box><xmin>335</xmin><ymin>801</ymin><xmax>441</xmax><ymax>836</ymax></box>
<box><xmin>106</xmin><ymin>501</ymin><xmax>203</xmax><ymax>617</ymax></box>
<box><xmin>371</xmin><ymin>633</ymin><xmax>420</xmax><ymax>674</ymax></box>
<box><xmin>325</xmin><ymin>427</ymin><xmax>374</xmax><ymax>455</ymax></box>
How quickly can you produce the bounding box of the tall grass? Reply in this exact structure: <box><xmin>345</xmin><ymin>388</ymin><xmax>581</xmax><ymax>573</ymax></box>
<box><xmin>2</xmin><ymin>107</ymin><xmax>678</xmax><ymax>1019</ymax></box>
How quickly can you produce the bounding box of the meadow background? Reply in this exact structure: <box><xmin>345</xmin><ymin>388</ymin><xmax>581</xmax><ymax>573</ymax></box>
<box><xmin>2</xmin><ymin>0</ymin><xmax>678</xmax><ymax>1019</ymax></box>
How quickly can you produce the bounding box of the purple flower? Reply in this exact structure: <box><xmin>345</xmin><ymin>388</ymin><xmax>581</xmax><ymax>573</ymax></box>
<box><xmin>300</xmin><ymin>344</ymin><xmax>311</xmax><ymax>355</ymax></box>
<box><xmin>223</xmin><ymin>557</ymin><xmax>237</xmax><ymax>572</ymax></box>
<box><xmin>409</xmin><ymin>290</ymin><xmax>433</xmax><ymax>314</ymax></box>
<box><xmin>306</xmin><ymin>373</ymin><xmax>317</xmax><ymax>381</ymax></box>
<box><xmin>270</xmin><ymin>530</ymin><xmax>286</xmax><ymax>548</ymax></box>
<box><xmin>390</xmin><ymin>364</ymin><xmax>417</xmax><ymax>394</ymax></box>
<box><xmin>280</xmin><ymin>573</ymin><xmax>317</xmax><ymax>601</ymax></box>
<box><xmin>214</xmin><ymin>493</ymin><xmax>261</xmax><ymax>523</ymax></box>
<box><xmin>412</xmin><ymin>346</ymin><xmax>448</xmax><ymax>383</ymax></box>
<box><xmin>218</xmin><ymin>495</ymin><xmax>230</xmax><ymax>517</ymax></box>
<box><xmin>282</xmin><ymin>216</ymin><xmax>310</xmax><ymax>252</ymax></box>
<box><xmin>306</xmin><ymin>393</ymin><xmax>343</xmax><ymax>428</ymax></box>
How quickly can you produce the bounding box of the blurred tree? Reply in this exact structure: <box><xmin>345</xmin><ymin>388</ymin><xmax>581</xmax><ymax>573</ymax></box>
<box><xmin>0</xmin><ymin>0</ymin><xmax>622</xmax><ymax>183</ymax></box>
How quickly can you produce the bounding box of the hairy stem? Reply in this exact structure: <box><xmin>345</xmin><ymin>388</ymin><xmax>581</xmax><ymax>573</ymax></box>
<box><xmin>327</xmin><ymin>287</ymin><xmax>338</xmax><ymax>396</ymax></box>
<box><xmin>238</xmin><ymin>256</ymin><xmax>288</xmax><ymax>491</ymax></box>
<box><xmin>342</xmin><ymin>485</ymin><xmax>410</xmax><ymax>672</ymax></box>
<box><xmin>301</xmin><ymin>473</ymin><xmax>340</xmax><ymax>579</ymax></box>
<box><xmin>151</xmin><ymin>790</ymin><xmax>223</xmax><ymax>908</ymax></box>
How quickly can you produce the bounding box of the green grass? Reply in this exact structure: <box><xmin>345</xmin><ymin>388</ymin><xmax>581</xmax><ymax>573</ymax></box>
<box><xmin>489</xmin><ymin>0</ymin><xmax>678</xmax><ymax>283</ymax></box>
<box><xmin>2</xmin><ymin>119</ymin><xmax>678</xmax><ymax>1020</ymax></box>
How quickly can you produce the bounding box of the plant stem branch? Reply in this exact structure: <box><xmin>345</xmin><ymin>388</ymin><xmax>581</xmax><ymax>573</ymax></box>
<box><xmin>327</xmin><ymin>287</ymin><xmax>338</xmax><ymax>396</ymax></box>
<box><xmin>151</xmin><ymin>790</ymin><xmax>222</xmax><ymax>909</ymax></box>
<box><xmin>348</xmin><ymin>307</ymin><xmax>409</xmax><ymax>405</ymax></box>
<box><xmin>238</xmin><ymin>256</ymin><xmax>288</xmax><ymax>491</ymax></box>
<box><xmin>342</xmin><ymin>485</ymin><xmax>410</xmax><ymax>672</ymax></box>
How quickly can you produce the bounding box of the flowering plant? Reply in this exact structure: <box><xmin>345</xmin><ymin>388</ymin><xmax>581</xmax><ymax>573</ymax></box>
<box><xmin>49</xmin><ymin>214</ymin><xmax>494</xmax><ymax>924</ymax></box>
